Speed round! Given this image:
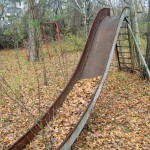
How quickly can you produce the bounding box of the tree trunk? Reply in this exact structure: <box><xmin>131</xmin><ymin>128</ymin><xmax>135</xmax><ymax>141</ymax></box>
<box><xmin>28</xmin><ymin>0</ymin><xmax>39</xmax><ymax>61</ymax></box>
<box><xmin>130</xmin><ymin>0</ymin><xmax>141</xmax><ymax>47</ymax></box>
<box><xmin>83</xmin><ymin>2</ymin><xmax>88</xmax><ymax>37</ymax></box>
<box><xmin>145</xmin><ymin>0</ymin><xmax>150</xmax><ymax>72</ymax></box>
<box><xmin>130</xmin><ymin>0</ymin><xmax>141</xmax><ymax>69</ymax></box>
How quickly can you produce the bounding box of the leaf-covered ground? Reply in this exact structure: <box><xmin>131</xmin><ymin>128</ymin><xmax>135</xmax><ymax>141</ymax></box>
<box><xmin>25</xmin><ymin>76</ymin><xmax>101</xmax><ymax>149</ymax></box>
<box><xmin>0</xmin><ymin>49</ymin><xmax>149</xmax><ymax>149</ymax></box>
<box><xmin>73</xmin><ymin>66</ymin><xmax>150</xmax><ymax>150</ymax></box>
<box><xmin>0</xmin><ymin>49</ymin><xmax>81</xmax><ymax>149</ymax></box>
<box><xmin>26</xmin><ymin>65</ymin><xmax>149</xmax><ymax>150</ymax></box>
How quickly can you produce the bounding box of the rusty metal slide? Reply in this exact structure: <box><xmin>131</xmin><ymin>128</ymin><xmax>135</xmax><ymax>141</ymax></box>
<box><xmin>8</xmin><ymin>8</ymin><xmax>130</xmax><ymax>150</ymax></box>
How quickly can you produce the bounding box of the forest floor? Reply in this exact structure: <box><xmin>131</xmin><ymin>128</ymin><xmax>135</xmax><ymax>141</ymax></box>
<box><xmin>0</xmin><ymin>49</ymin><xmax>150</xmax><ymax>149</ymax></box>
<box><xmin>0</xmin><ymin>49</ymin><xmax>81</xmax><ymax>149</ymax></box>
<box><xmin>73</xmin><ymin>66</ymin><xmax>150</xmax><ymax>150</ymax></box>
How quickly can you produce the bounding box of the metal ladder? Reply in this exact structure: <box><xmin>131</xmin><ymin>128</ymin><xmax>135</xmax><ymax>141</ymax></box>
<box><xmin>115</xmin><ymin>19</ymin><xmax>134</xmax><ymax>72</ymax></box>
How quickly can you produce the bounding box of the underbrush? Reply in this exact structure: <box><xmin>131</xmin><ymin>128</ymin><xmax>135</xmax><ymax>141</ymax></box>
<box><xmin>63</xmin><ymin>33</ymin><xmax>85</xmax><ymax>52</ymax></box>
<box><xmin>0</xmin><ymin>46</ymin><xmax>82</xmax><ymax>149</ymax></box>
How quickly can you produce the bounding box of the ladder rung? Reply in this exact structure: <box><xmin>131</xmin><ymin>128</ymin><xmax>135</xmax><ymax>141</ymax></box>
<box><xmin>119</xmin><ymin>57</ymin><xmax>131</xmax><ymax>60</ymax></box>
<box><xmin>119</xmin><ymin>33</ymin><xmax>128</xmax><ymax>35</ymax></box>
<box><xmin>120</xmin><ymin>67</ymin><xmax>133</xmax><ymax>70</ymax></box>
<box><xmin>118</xmin><ymin>52</ymin><xmax>130</xmax><ymax>54</ymax></box>
<box><xmin>121</xmin><ymin>26</ymin><xmax>127</xmax><ymax>28</ymax></box>
<box><xmin>120</xmin><ymin>62</ymin><xmax>131</xmax><ymax>65</ymax></box>
<box><xmin>118</xmin><ymin>39</ymin><xmax>129</xmax><ymax>41</ymax></box>
<box><xmin>117</xmin><ymin>46</ymin><xmax>129</xmax><ymax>48</ymax></box>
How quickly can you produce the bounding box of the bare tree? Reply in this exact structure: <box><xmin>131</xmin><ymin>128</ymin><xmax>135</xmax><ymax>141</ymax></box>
<box><xmin>28</xmin><ymin>0</ymin><xmax>40</xmax><ymax>61</ymax></box>
<box><xmin>0</xmin><ymin>3</ymin><xmax>4</xmax><ymax>21</ymax></box>
<box><xmin>130</xmin><ymin>0</ymin><xmax>141</xmax><ymax>46</ymax></box>
<box><xmin>130</xmin><ymin>0</ymin><xmax>141</xmax><ymax>68</ymax></box>
<box><xmin>27</xmin><ymin>0</ymin><xmax>48</xmax><ymax>61</ymax></box>
<box><xmin>145</xmin><ymin>0</ymin><xmax>150</xmax><ymax>75</ymax></box>
<box><xmin>72</xmin><ymin>0</ymin><xmax>97</xmax><ymax>37</ymax></box>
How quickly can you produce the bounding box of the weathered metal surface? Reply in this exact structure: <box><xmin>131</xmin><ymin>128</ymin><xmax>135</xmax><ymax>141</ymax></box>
<box><xmin>58</xmin><ymin>7</ymin><xmax>130</xmax><ymax>150</ymax></box>
<box><xmin>81</xmin><ymin>16</ymin><xmax>119</xmax><ymax>79</ymax></box>
<box><xmin>8</xmin><ymin>8</ymin><xmax>110</xmax><ymax>150</ymax></box>
<box><xmin>8</xmin><ymin>7</ymin><xmax>132</xmax><ymax>150</ymax></box>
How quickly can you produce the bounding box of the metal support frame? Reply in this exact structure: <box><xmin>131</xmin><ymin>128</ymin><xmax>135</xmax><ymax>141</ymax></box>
<box><xmin>115</xmin><ymin>45</ymin><xmax>121</xmax><ymax>70</ymax></box>
<box><xmin>127</xmin><ymin>21</ymin><xmax>135</xmax><ymax>71</ymax></box>
<box><xmin>127</xmin><ymin>23</ymin><xmax>150</xmax><ymax>79</ymax></box>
